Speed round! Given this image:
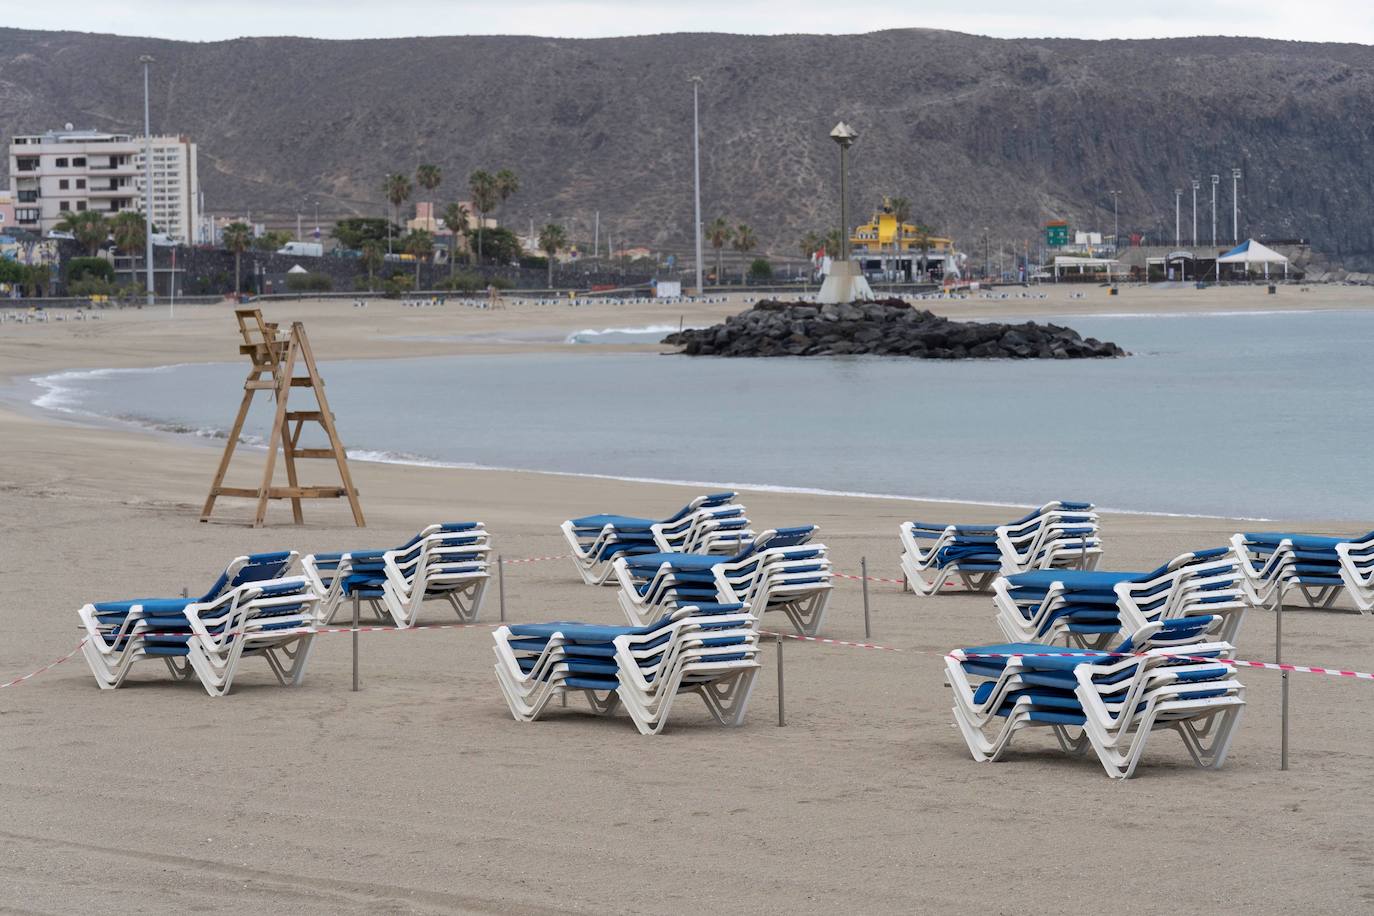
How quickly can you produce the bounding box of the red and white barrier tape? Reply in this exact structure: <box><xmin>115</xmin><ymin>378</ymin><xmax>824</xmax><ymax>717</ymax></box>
<box><xmin>760</xmin><ymin>629</ymin><xmax>905</xmax><ymax>653</ymax></box>
<box><xmin>833</xmin><ymin>571</ymin><xmax>908</xmax><ymax>586</ymax></box>
<box><xmin>500</xmin><ymin>554</ymin><xmax>572</xmax><ymax>565</ymax></box>
<box><xmin>952</xmin><ymin>650</ymin><xmax>1374</xmax><ymax>681</ymax></box>
<box><xmin>0</xmin><ymin>639</ymin><xmax>87</xmax><ymax>690</ymax></box>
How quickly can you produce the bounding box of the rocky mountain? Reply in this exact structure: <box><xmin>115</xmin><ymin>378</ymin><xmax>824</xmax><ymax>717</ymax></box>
<box><xmin>2</xmin><ymin>28</ymin><xmax>1372</xmax><ymax>265</ymax></box>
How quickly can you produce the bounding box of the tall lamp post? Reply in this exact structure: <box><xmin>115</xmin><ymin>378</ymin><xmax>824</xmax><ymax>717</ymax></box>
<box><xmin>816</xmin><ymin>121</ymin><xmax>869</xmax><ymax>304</ymax></box>
<box><xmin>832</xmin><ymin>122</ymin><xmax>857</xmax><ymax>262</ymax></box>
<box><xmin>1191</xmin><ymin>179</ymin><xmax>1200</xmax><ymax>247</ymax></box>
<box><xmin>1231</xmin><ymin>167</ymin><xmax>1242</xmax><ymax>243</ymax></box>
<box><xmin>689</xmin><ymin>76</ymin><xmax>704</xmax><ymax>296</ymax></box>
<box><xmin>1210</xmin><ymin>174</ymin><xmax>1219</xmax><ymax>248</ymax></box>
<box><xmin>1108</xmin><ymin>189</ymin><xmax>1121</xmax><ymax>249</ymax></box>
<box><xmin>1174</xmin><ymin>188</ymin><xmax>1182</xmax><ymax>248</ymax></box>
<box><xmin>140</xmin><ymin>54</ymin><xmax>155</xmax><ymax>306</ymax></box>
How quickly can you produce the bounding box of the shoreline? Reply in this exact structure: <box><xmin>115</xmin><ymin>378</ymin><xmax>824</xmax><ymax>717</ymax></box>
<box><xmin>2</xmin><ymin>286</ymin><xmax>1372</xmax><ymax>913</ymax></box>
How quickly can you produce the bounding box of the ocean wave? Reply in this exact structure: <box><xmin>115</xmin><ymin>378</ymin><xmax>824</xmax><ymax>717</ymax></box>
<box><xmin>565</xmin><ymin>324</ymin><xmax>699</xmax><ymax>344</ymax></box>
<box><xmin>29</xmin><ymin>364</ymin><xmax>193</xmax><ymax>413</ymax></box>
<box><xmin>1060</xmin><ymin>309</ymin><xmax>1337</xmax><ymax>320</ymax></box>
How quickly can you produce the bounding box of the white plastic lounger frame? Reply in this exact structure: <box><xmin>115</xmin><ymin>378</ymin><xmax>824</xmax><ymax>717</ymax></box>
<box><xmin>492</xmin><ymin>606</ymin><xmax>760</xmax><ymax>734</ymax></box>
<box><xmin>378</xmin><ymin>531</ymin><xmax>490</xmax><ymax>628</ymax></box>
<box><xmin>560</xmin><ymin>494</ymin><xmax>752</xmax><ymax>586</ymax></box>
<box><xmin>183</xmin><ymin>578</ymin><xmax>319</xmax><ymax>696</ymax></box>
<box><xmin>1336</xmin><ymin>535</ymin><xmax>1374</xmax><ymax>613</ymax></box>
<box><xmin>946</xmin><ymin>634</ymin><xmax>1245</xmax><ymax>778</ymax></box>
<box><xmin>993</xmin><ymin>548</ymin><xmax>1249</xmax><ymax>647</ymax></box>
<box><xmin>900</xmin><ymin>501</ymin><xmax>1101</xmax><ymax>596</ymax></box>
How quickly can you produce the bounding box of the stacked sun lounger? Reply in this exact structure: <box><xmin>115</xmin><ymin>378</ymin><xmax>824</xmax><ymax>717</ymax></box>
<box><xmin>561</xmin><ymin>493</ymin><xmax>754</xmax><ymax>585</ymax></box>
<box><xmin>899</xmin><ymin>501</ymin><xmax>1101</xmax><ymax>596</ymax></box>
<box><xmin>946</xmin><ymin>616</ymin><xmax>1246</xmax><ymax>778</ymax></box>
<box><xmin>1231</xmin><ymin>530</ymin><xmax>1374</xmax><ymax>613</ymax></box>
<box><xmin>611</xmin><ymin>527</ymin><xmax>833</xmax><ymax>635</ymax></box>
<box><xmin>301</xmin><ymin>523</ymin><xmax>490</xmax><ymax>628</ymax></box>
<box><xmin>492</xmin><ymin>602</ymin><xmax>760</xmax><ymax>734</ymax></box>
<box><xmin>993</xmin><ymin>547</ymin><xmax>1248</xmax><ymax>647</ymax></box>
<box><xmin>78</xmin><ymin>551</ymin><xmax>319</xmax><ymax>695</ymax></box>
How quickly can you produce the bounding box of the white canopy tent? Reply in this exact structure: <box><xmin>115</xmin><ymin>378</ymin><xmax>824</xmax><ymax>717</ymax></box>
<box><xmin>1217</xmin><ymin>239</ymin><xmax>1289</xmax><ymax>279</ymax></box>
<box><xmin>1052</xmin><ymin>255</ymin><xmax>1119</xmax><ymax>281</ymax></box>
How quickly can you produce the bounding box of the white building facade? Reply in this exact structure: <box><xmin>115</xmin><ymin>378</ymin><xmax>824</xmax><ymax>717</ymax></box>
<box><xmin>7</xmin><ymin>128</ymin><xmax>200</xmax><ymax>243</ymax></box>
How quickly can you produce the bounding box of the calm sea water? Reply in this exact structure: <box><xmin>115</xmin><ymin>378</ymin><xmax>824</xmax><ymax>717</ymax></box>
<box><xmin>28</xmin><ymin>310</ymin><xmax>1374</xmax><ymax>521</ymax></box>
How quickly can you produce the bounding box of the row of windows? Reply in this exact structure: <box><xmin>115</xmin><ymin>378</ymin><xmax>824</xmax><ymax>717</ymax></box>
<box><xmin>51</xmin><ymin>157</ymin><xmax>89</xmax><ymax>168</ymax></box>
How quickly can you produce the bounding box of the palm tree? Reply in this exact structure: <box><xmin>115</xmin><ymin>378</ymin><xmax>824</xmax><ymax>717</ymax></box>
<box><xmin>799</xmin><ymin>231</ymin><xmax>821</xmax><ymax>261</ymax></box>
<box><xmin>824</xmin><ymin>228</ymin><xmax>845</xmax><ymax>260</ymax></box>
<box><xmin>383</xmin><ymin>173</ymin><xmax>413</xmax><ymax>253</ymax></box>
<box><xmin>732</xmin><ymin>224</ymin><xmax>756</xmax><ymax>284</ymax></box>
<box><xmin>467</xmin><ymin>170</ymin><xmax>499</xmax><ymax>264</ymax></box>
<box><xmin>360</xmin><ymin>240</ymin><xmax>384</xmax><ymax>291</ymax></box>
<box><xmin>537</xmin><ymin>223</ymin><xmax>567</xmax><ymax>289</ymax></box>
<box><xmin>110</xmin><ymin>211</ymin><xmax>148</xmax><ymax>277</ymax></box>
<box><xmin>494</xmin><ymin>169</ymin><xmax>519</xmax><ymax>215</ymax></box>
<box><xmin>440</xmin><ymin>202</ymin><xmax>470</xmax><ymax>276</ymax></box>
<box><xmin>889</xmin><ymin>196</ymin><xmax>911</xmax><ymax>279</ymax></box>
<box><xmin>415</xmin><ymin>163</ymin><xmax>442</xmax><ymax>197</ymax></box>
<box><xmin>912</xmin><ymin>227</ymin><xmax>933</xmax><ymax>282</ymax></box>
<box><xmin>403</xmin><ymin>229</ymin><xmax>434</xmax><ymax>288</ymax></box>
<box><xmin>221</xmin><ymin>222</ymin><xmax>253</xmax><ymax>294</ymax></box>
<box><xmin>706</xmin><ymin>217</ymin><xmax>733</xmax><ymax>286</ymax></box>
<box><xmin>57</xmin><ymin>210</ymin><xmax>109</xmax><ymax>256</ymax></box>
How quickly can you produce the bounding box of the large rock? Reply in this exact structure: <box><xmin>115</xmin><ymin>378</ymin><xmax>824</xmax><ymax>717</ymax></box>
<box><xmin>662</xmin><ymin>298</ymin><xmax>1126</xmax><ymax>360</ymax></box>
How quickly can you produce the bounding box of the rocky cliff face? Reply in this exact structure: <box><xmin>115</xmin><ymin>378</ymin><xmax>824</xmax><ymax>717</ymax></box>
<box><xmin>3</xmin><ymin>28</ymin><xmax>1372</xmax><ymax>266</ymax></box>
<box><xmin>663</xmin><ymin>299</ymin><xmax>1125</xmax><ymax>359</ymax></box>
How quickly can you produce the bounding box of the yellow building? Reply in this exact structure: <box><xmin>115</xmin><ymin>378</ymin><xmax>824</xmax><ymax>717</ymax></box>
<box><xmin>849</xmin><ymin>198</ymin><xmax>959</xmax><ymax>281</ymax></box>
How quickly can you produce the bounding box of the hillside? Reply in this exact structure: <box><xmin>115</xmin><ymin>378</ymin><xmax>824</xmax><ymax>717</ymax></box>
<box><xmin>2</xmin><ymin>28</ymin><xmax>1373</xmax><ymax>265</ymax></box>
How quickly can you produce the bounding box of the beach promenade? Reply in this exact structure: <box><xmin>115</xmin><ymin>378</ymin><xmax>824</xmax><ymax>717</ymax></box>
<box><xmin>1</xmin><ymin>286</ymin><xmax>1372</xmax><ymax>913</ymax></box>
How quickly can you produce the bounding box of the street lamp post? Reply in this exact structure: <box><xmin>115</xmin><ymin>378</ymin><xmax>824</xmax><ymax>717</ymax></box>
<box><xmin>1211</xmin><ymin>174</ymin><xmax>1219</xmax><ymax>248</ymax></box>
<box><xmin>140</xmin><ymin>54</ymin><xmax>155</xmax><ymax>306</ymax></box>
<box><xmin>983</xmin><ymin>227</ymin><xmax>990</xmax><ymax>280</ymax></box>
<box><xmin>833</xmin><ymin>124</ymin><xmax>857</xmax><ymax>262</ymax></box>
<box><xmin>1231</xmin><ymin>168</ymin><xmax>1242</xmax><ymax>243</ymax></box>
<box><xmin>1109</xmin><ymin>190</ymin><xmax>1121</xmax><ymax>249</ymax></box>
<box><xmin>689</xmin><ymin>76</ymin><xmax>704</xmax><ymax>296</ymax></box>
<box><xmin>1191</xmin><ymin>179</ymin><xmax>1200</xmax><ymax>247</ymax></box>
<box><xmin>1174</xmin><ymin>188</ymin><xmax>1182</xmax><ymax>248</ymax></box>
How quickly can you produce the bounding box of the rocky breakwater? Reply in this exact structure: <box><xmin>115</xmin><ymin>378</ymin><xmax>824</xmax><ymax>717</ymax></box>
<box><xmin>662</xmin><ymin>298</ymin><xmax>1125</xmax><ymax>359</ymax></box>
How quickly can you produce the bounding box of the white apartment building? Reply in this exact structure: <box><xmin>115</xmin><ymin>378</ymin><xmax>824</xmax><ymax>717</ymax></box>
<box><xmin>7</xmin><ymin>128</ymin><xmax>200</xmax><ymax>243</ymax></box>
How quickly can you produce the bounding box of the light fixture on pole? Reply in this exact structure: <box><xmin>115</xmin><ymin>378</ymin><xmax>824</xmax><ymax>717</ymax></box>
<box><xmin>1231</xmin><ymin>167</ymin><xmax>1242</xmax><ymax>243</ymax></box>
<box><xmin>689</xmin><ymin>76</ymin><xmax>704</xmax><ymax>296</ymax></box>
<box><xmin>1174</xmin><ymin>188</ymin><xmax>1182</xmax><ymax>248</ymax></box>
<box><xmin>816</xmin><ymin>121</ymin><xmax>872</xmax><ymax>304</ymax></box>
<box><xmin>139</xmin><ymin>54</ymin><xmax>155</xmax><ymax>307</ymax></box>
<box><xmin>1210</xmin><ymin>174</ymin><xmax>1219</xmax><ymax>248</ymax></box>
<box><xmin>1108</xmin><ymin>190</ymin><xmax>1121</xmax><ymax>248</ymax></box>
<box><xmin>1191</xmin><ymin>179</ymin><xmax>1200</xmax><ymax>247</ymax></box>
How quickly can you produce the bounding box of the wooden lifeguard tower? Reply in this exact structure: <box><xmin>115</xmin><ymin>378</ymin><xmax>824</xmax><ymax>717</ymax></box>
<box><xmin>200</xmin><ymin>308</ymin><xmax>365</xmax><ymax>528</ymax></box>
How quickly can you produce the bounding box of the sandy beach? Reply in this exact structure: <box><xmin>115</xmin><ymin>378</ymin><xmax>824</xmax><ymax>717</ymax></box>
<box><xmin>2</xmin><ymin>284</ymin><xmax>1372</xmax><ymax>913</ymax></box>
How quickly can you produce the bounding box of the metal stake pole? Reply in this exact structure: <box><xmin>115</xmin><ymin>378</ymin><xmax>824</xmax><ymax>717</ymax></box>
<box><xmin>497</xmin><ymin>554</ymin><xmax>508</xmax><ymax>622</ymax></box>
<box><xmin>776</xmin><ymin>633</ymin><xmax>785</xmax><ymax>727</ymax></box>
<box><xmin>351</xmin><ymin>591</ymin><xmax>361</xmax><ymax>692</ymax></box>
<box><xmin>861</xmin><ymin>556</ymin><xmax>872</xmax><ymax>640</ymax></box>
<box><xmin>1277</xmin><ymin>592</ymin><xmax>1288</xmax><ymax>770</ymax></box>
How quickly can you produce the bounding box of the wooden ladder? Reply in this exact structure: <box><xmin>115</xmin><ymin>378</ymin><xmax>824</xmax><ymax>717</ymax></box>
<box><xmin>200</xmin><ymin>308</ymin><xmax>366</xmax><ymax>528</ymax></box>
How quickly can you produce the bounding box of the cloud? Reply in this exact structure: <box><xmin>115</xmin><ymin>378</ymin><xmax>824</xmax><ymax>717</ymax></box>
<box><xmin>10</xmin><ymin>0</ymin><xmax>1374</xmax><ymax>44</ymax></box>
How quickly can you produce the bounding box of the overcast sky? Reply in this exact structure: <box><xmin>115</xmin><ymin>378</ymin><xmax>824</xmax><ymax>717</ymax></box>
<box><xmin>9</xmin><ymin>1</ymin><xmax>1374</xmax><ymax>45</ymax></box>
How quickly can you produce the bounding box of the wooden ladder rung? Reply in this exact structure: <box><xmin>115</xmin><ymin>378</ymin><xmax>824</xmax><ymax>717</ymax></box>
<box><xmin>245</xmin><ymin>380</ymin><xmax>278</xmax><ymax>390</ymax></box>
<box><xmin>285</xmin><ymin>411</ymin><xmax>324</xmax><ymax>421</ymax></box>
<box><xmin>289</xmin><ymin>377</ymin><xmax>316</xmax><ymax>387</ymax></box>
<box><xmin>290</xmin><ymin>449</ymin><xmax>338</xmax><ymax>459</ymax></box>
<box><xmin>212</xmin><ymin>486</ymin><xmax>262</xmax><ymax>498</ymax></box>
<box><xmin>268</xmin><ymin>486</ymin><xmax>348</xmax><ymax>499</ymax></box>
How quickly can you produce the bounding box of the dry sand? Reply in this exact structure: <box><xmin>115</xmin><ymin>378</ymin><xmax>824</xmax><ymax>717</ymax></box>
<box><xmin>1</xmin><ymin>285</ymin><xmax>1372</xmax><ymax>913</ymax></box>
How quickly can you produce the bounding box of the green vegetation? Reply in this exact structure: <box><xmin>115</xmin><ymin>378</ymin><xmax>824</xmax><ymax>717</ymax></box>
<box><xmin>732</xmin><ymin>224</ymin><xmax>757</xmax><ymax>283</ymax></box>
<box><xmin>285</xmin><ymin>271</ymin><xmax>333</xmax><ymax>292</ymax></box>
<box><xmin>537</xmin><ymin>223</ymin><xmax>567</xmax><ymax>288</ymax></box>
<box><xmin>221</xmin><ymin>222</ymin><xmax>253</xmax><ymax>293</ymax></box>
<box><xmin>64</xmin><ymin>257</ymin><xmax>114</xmax><ymax>285</ymax></box>
<box><xmin>253</xmin><ymin>229</ymin><xmax>293</xmax><ymax>252</ymax></box>
<box><xmin>707</xmin><ymin>217</ymin><xmax>732</xmax><ymax>286</ymax></box>
<box><xmin>359</xmin><ymin>240</ymin><xmax>384</xmax><ymax>291</ymax></box>
<box><xmin>383</xmin><ymin>172</ymin><xmax>413</xmax><ymax>252</ymax></box>
<box><xmin>441</xmin><ymin>202</ymin><xmax>470</xmax><ymax>273</ymax></box>
<box><xmin>332</xmin><ymin>217</ymin><xmax>398</xmax><ymax>250</ymax></box>
<box><xmin>469</xmin><ymin>226</ymin><xmax>521</xmax><ymax>265</ymax></box>
<box><xmin>402</xmin><ymin>229</ymin><xmax>435</xmax><ymax>287</ymax></box>
<box><xmin>56</xmin><ymin>210</ymin><xmax>109</xmax><ymax>256</ymax></box>
<box><xmin>748</xmin><ymin>257</ymin><xmax>772</xmax><ymax>281</ymax></box>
